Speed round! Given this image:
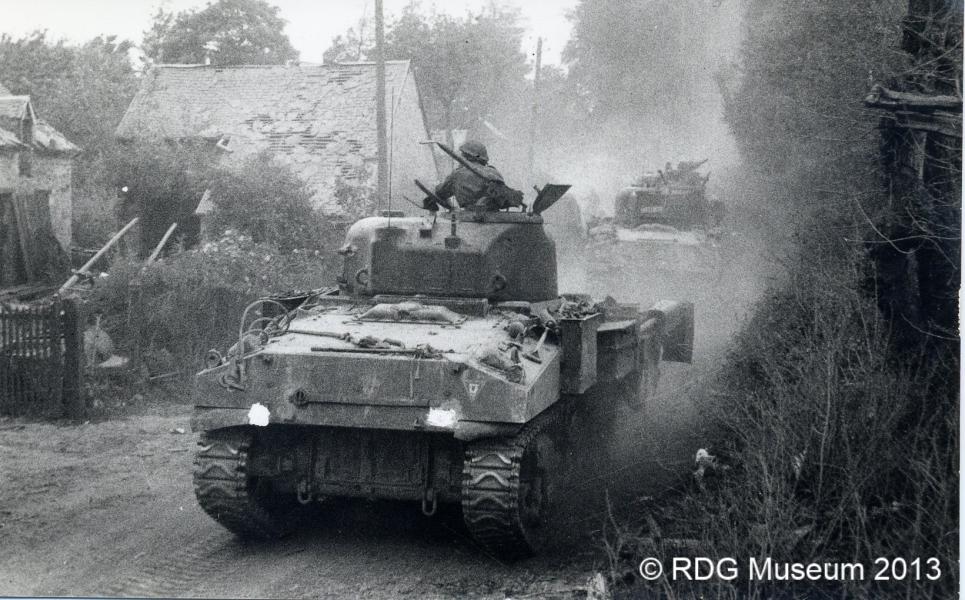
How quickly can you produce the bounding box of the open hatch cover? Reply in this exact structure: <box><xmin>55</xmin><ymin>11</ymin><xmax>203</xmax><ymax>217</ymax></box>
<box><xmin>531</xmin><ymin>184</ymin><xmax>572</xmax><ymax>215</ymax></box>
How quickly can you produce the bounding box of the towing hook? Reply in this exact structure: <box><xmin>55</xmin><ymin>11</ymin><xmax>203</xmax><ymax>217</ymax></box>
<box><xmin>421</xmin><ymin>489</ymin><xmax>438</xmax><ymax>517</ymax></box>
<box><xmin>296</xmin><ymin>479</ymin><xmax>314</xmax><ymax>505</ymax></box>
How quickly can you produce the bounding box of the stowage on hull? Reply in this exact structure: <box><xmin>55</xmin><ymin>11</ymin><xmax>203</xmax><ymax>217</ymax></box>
<box><xmin>192</xmin><ymin>302</ymin><xmax>563</xmax><ymax>434</ymax></box>
<box><xmin>192</xmin><ymin>208</ymin><xmax>694</xmax><ymax>559</ymax></box>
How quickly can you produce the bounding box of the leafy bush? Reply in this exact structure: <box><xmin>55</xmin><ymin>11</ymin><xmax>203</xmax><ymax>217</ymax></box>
<box><xmin>331</xmin><ymin>165</ymin><xmax>377</xmax><ymax>221</ymax></box>
<box><xmin>108</xmin><ymin>143</ymin><xmax>351</xmax><ymax>256</ymax></box>
<box><xmin>205</xmin><ymin>152</ymin><xmax>342</xmax><ymax>253</ymax></box>
<box><xmin>108</xmin><ymin>139</ymin><xmax>213</xmax><ymax>255</ymax></box>
<box><xmin>89</xmin><ymin>231</ymin><xmax>340</xmax><ymax>377</ymax></box>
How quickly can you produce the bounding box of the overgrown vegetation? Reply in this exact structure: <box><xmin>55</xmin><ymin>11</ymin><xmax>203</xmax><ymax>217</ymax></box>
<box><xmin>108</xmin><ymin>140</ymin><xmax>212</xmax><ymax>255</ymax></box>
<box><xmin>648</xmin><ymin>218</ymin><xmax>954</xmax><ymax>599</ymax></box>
<box><xmin>88</xmin><ymin>232</ymin><xmax>339</xmax><ymax>383</ymax></box>
<box><xmin>0</xmin><ymin>31</ymin><xmax>140</xmax><ymax>246</ymax></box>
<box><xmin>204</xmin><ymin>151</ymin><xmax>343</xmax><ymax>253</ymax></box>
<box><xmin>108</xmin><ymin>142</ymin><xmax>346</xmax><ymax>255</ymax></box>
<box><xmin>604</xmin><ymin>2</ymin><xmax>960</xmax><ymax>598</ymax></box>
<box><xmin>89</xmin><ymin>145</ymin><xmax>355</xmax><ymax>405</ymax></box>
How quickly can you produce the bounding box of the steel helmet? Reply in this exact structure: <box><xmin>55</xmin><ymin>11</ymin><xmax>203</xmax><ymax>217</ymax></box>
<box><xmin>459</xmin><ymin>140</ymin><xmax>489</xmax><ymax>164</ymax></box>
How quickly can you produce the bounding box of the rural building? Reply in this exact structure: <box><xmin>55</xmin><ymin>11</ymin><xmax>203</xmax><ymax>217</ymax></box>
<box><xmin>115</xmin><ymin>62</ymin><xmax>439</xmax><ymax>219</ymax></box>
<box><xmin>0</xmin><ymin>82</ymin><xmax>79</xmax><ymax>287</ymax></box>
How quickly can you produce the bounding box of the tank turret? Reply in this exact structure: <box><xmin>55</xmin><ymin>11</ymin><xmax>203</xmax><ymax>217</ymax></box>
<box><xmin>337</xmin><ymin>211</ymin><xmax>558</xmax><ymax>301</ymax></box>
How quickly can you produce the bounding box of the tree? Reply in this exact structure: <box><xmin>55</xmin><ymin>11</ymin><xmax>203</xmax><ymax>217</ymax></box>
<box><xmin>0</xmin><ymin>32</ymin><xmax>137</xmax><ymax>151</ymax></box>
<box><xmin>722</xmin><ymin>1</ymin><xmax>910</xmax><ymax>182</ymax></box>
<box><xmin>565</xmin><ymin>0</ymin><xmax>711</xmax><ymax>119</ymax></box>
<box><xmin>561</xmin><ymin>0</ymin><xmax>728</xmax><ymax>166</ymax></box>
<box><xmin>143</xmin><ymin>0</ymin><xmax>298</xmax><ymax>66</ymax></box>
<box><xmin>322</xmin><ymin>19</ymin><xmax>372</xmax><ymax>64</ymax></box>
<box><xmin>324</xmin><ymin>3</ymin><xmax>529</xmax><ymax>135</ymax></box>
<box><xmin>387</xmin><ymin>4</ymin><xmax>528</xmax><ymax>135</ymax></box>
<box><xmin>0</xmin><ymin>32</ymin><xmax>73</xmax><ymax>104</ymax></box>
<box><xmin>0</xmin><ymin>32</ymin><xmax>141</xmax><ymax>244</ymax></box>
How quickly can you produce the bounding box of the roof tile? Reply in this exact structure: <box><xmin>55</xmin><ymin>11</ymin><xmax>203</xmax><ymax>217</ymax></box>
<box><xmin>0</xmin><ymin>96</ymin><xmax>30</xmax><ymax>120</ymax></box>
<box><xmin>116</xmin><ymin>62</ymin><xmax>419</xmax><ymax>210</ymax></box>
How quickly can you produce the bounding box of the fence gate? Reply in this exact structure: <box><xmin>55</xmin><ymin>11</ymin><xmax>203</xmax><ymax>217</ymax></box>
<box><xmin>0</xmin><ymin>297</ymin><xmax>83</xmax><ymax>418</ymax></box>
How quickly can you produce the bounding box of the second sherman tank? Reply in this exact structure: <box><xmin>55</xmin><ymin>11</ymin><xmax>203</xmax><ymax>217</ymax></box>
<box><xmin>588</xmin><ymin>159</ymin><xmax>726</xmax><ymax>278</ymax></box>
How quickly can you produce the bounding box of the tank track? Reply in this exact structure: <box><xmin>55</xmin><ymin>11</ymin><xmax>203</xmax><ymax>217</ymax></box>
<box><xmin>193</xmin><ymin>427</ymin><xmax>294</xmax><ymax>540</ymax></box>
<box><xmin>461</xmin><ymin>407</ymin><xmax>562</xmax><ymax>559</ymax></box>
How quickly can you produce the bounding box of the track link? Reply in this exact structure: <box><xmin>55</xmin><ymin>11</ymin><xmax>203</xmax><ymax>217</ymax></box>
<box><xmin>461</xmin><ymin>407</ymin><xmax>562</xmax><ymax>559</ymax></box>
<box><xmin>193</xmin><ymin>427</ymin><xmax>295</xmax><ymax>540</ymax></box>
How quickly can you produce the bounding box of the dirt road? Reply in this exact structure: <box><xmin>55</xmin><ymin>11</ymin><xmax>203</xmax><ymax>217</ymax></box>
<box><xmin>0</xmin><ymin>238</ymin><xmax>754</xmax><ymax>598</ymax></box>
<box><xmin>0</xmin><ymin>408</ymin><xmax>612</xmax><ymax>598</ymax></box>
<box><xmin>0</xmin><ymin>358</ymin><xmax>712</xmax><ymax>599</ymax></box>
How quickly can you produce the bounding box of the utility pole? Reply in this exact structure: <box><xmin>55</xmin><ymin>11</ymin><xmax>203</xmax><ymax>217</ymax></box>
<box><xmin>527</xmin><ymin>37</ymin><xmax>543</xmax><ymax>184</ymax></box>
<box><xmin>374</xmin><ymin>0</ymin><xmax>388</xmax><ymax>211</ymax></box>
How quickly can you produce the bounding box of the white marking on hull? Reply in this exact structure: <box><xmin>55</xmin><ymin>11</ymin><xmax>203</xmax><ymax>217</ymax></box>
<box><xmin>247</xmin><ymin>403</ymin><xmax>270</xmax><ymax>426</ymax></box>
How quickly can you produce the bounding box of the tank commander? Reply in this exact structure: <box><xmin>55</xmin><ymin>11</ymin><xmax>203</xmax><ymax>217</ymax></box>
<box><xmin>423</xmin><ymin>141</ymin><xmax>524</xmax><ymax>212</ymax></box>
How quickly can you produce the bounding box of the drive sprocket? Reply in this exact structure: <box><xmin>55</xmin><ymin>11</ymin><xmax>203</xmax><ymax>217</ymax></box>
<box><xmin>193</xmin><ymin>427</ymin><xmax>298</xmax><ymax>540</ymax></box>
<box><xmin>461</xmin><ymin>407</ymin><xmax>564</xmax><ymax>559</ymax></box>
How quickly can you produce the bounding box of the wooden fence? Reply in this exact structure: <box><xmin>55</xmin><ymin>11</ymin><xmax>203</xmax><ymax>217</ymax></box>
<box><xmin>0</xmin><ymin>297</ymin><xmax>84</xmax><ymax>418</ymax></box>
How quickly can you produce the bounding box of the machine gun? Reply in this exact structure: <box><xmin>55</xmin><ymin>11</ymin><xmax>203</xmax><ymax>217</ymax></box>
<box><xmin>414</xmin><ymin>179</ymin><xmax>456</xmax><ymax>212</ymax></box>
<box><xmin>421</xmin><ymin>141</ymin><xmax>525</xmax><ymax>211</ymax></box>
<box><xmin>414</xmin><ymin>178</ymin><xmax>461</xmax><ymax>242</ymax></box>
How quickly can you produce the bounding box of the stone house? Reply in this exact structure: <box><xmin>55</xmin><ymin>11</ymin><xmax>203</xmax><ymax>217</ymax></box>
<box><xmin>0</xmin><ymin>82</ymin><xmax>80</xmax><ymax>286</ymax></box>
<box><xmin>115</xmin><ymin>61</ymin><xmax>439</xmax><ymax>227</ymax></box>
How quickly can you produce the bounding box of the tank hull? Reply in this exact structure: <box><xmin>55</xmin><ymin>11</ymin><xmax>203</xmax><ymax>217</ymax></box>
<box><xmin>191</xmin><ymin>208</ymin><xmax>695</xmax><ymax>559</ymax></box>
<box><xmin>192</xmin><ymin>300</ymin><xmax>562</xmax><ymax>434</ymax></box>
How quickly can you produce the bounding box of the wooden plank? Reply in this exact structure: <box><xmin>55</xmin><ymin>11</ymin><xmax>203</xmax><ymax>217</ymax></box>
<box><xmin>59</xmin><ymin>217</ymin><xmax>139</xmax><ymax>293</ymax></box>
<box><xmin>61</xmin><ymin>299</ymin><xmax>85</xmax><ymax>418</ymax></box>
<box><xmin>45</xmin><ymin>302</ymin><xmax>62</xmax><ymax>416</ymax></box>
<box><xmin>0</xmin><ymin>283</ymin><xmax>57</xmax><ymax>302</ymax></box>
<box><xmin>597</xmin><ymin>319</ymin><xmax>638</xmax><ymax>332</ymax></box>
<box><xmin>0</xmin><ymin>310</ymin><xmax>7</xmax><ymax>410</ymax></box>
<box><xmin>146</xmin><ymin>223</ymin><xmax>178</xmax><ymax>264</ymax></box>
<box><xmin>865</xmin><ymin>85</ymin><xmax>963</xmax><ymax>111</ymax></box>
<box><xmin>10</xmin><ymin>194</ymin><xmax>34</xmax><ymax>281</ymax></box>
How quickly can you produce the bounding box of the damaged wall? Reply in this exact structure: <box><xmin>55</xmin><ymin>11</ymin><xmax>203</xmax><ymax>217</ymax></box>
<box><xmin>0</xmin><ymin>152</ymin><xmax>73</xmax><ymax>251</ymax></box>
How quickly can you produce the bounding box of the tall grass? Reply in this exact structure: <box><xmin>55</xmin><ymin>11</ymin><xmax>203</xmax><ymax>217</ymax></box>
<box><xmin>605</xmin><ymin>209</ymin><xmax>958</xmax><ymax>599</ymax></box>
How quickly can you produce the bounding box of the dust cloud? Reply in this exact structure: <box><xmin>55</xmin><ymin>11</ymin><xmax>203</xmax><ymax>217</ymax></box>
<box><xmin>529</xmin><ymin>0</ymin><xmax>776</xmax><ymax>549</ymax></box>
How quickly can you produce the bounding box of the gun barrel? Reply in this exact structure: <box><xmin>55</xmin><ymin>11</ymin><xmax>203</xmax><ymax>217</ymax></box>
<box><xmin>681</xmin><ymin>158</ymin><xmax>709</xmax><ymax>172</ymax></box>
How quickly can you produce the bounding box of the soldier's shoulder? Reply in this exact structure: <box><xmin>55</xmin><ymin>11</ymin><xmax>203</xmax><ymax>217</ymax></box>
<box><xmin>484</xmin><ymin>164</ymin><xmax>505</xmax><ymax>180</ymax></box>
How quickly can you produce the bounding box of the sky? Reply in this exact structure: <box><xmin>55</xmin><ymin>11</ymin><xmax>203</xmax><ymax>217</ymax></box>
<box><xmin>0</xmin><ymin>0</ymin><xmax>578</xmax><ymax>66</ymax></box>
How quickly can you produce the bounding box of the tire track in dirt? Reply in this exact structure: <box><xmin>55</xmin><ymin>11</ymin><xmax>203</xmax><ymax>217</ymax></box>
<box><xmin>104</xmin><ymin>530</ymin><xmax>248</xmax><ymax>597</ymax></box>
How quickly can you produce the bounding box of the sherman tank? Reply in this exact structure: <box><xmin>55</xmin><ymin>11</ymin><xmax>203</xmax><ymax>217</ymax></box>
<box><xmin>190</xmin><ymin>183</ymin><xmax>694</xmax><ymax>559</ymax></box>
<box><xmin>587</xmin><ymin>160</ymin><xmax>725</xmax><ymax>279</ymax></box>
